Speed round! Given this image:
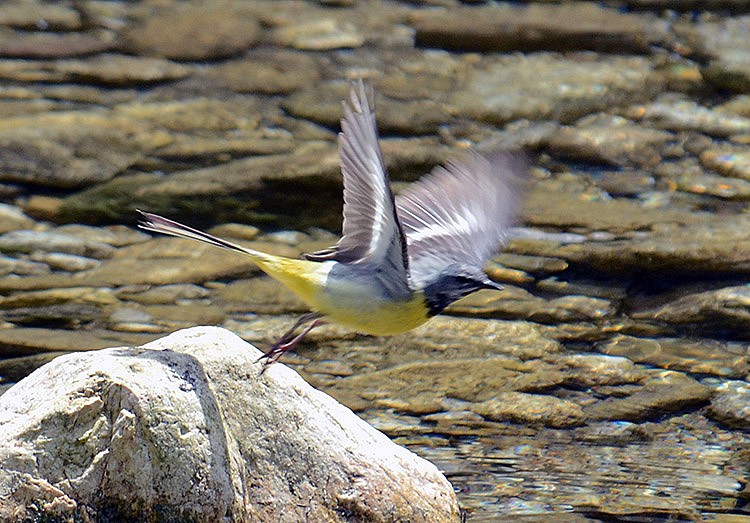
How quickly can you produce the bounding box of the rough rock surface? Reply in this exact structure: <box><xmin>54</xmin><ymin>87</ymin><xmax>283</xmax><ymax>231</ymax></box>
<box><xmin>0</xmin><ymin>327</ymin><xmax>459</xmax><ymax>522</ymax></box>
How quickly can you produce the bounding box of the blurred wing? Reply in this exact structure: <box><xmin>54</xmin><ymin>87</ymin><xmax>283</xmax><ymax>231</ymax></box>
<box><xmin>396</xmin><ymin>152</ymin><xmax>526</xmax><ymax>288</ymax></box>
<box><xmin>305</xmin><ymin>81</ymin><xmax>409</xmax><ymax>284</ymax></box>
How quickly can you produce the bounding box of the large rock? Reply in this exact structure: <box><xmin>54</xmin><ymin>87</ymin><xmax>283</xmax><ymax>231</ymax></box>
<box><xmin>0</xmin><ymin>327</ymin><xmax>459</xmax><ymax>522</ymax></box>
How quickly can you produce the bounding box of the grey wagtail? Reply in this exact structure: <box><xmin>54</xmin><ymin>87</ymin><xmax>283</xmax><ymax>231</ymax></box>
<box><xmin>138</xmin><ymin>80</ymin><xmax>526</xmax><ymax>368</ymax></box>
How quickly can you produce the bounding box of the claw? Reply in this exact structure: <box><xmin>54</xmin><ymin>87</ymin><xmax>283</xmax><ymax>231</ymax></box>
<box><xmin>257</xmin><ymin>313</ymin><xmax>323</xmax><ymax>372</ymax></box>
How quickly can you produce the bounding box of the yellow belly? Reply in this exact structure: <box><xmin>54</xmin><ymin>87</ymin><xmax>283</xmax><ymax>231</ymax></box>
<box><xmin>248</xmin><ymin>252</ymin><xmax>430</xmax><ymax>336</ymax></box>
<box><xmin>316</xmin><ymin>291</ymin><xmax>430</xmax><ymax>336</ymax></box>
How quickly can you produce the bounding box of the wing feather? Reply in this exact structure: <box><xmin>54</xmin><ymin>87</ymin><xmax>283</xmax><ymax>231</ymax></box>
<box><xmin>395</xmin><ymin>152</ymin><xmax>526</xmax><ymax>288</ymax></box>
<box><xmin>305</xmin><ymin>81</ymin><xmax>410</xmax><ymax>290</ymax></box>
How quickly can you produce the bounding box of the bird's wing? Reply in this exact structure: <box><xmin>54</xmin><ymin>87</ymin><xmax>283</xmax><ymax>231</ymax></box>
<box><xmin>395</xmin><ymin>152</ymin><xmax>526</xmax><ymax>288</ymax></box>
<box><xmin>305</xmin><ymin>81</ymin><xmax>410</xmax><ymax>281</ymax></box>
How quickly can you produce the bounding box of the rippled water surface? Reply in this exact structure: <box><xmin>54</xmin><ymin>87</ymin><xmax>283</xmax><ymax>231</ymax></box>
<box><xmin>2</xmin><ymin>0</ymin><xmax>750</xmax><ymax>520</ymax></box>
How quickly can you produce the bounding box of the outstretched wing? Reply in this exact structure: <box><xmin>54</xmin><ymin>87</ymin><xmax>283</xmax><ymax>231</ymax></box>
<box><xmin>305</xmin><ymin>81</ymin><xmax>409</xmax><ymax>285</ymax></box>
<box><xmin>395</xmin><ymin>152</ymin><xmax>526</xmax><ymax>288</ymax></box>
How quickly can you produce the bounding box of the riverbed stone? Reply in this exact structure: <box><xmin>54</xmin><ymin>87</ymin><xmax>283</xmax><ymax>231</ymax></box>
<box><xmin>682</xmin><ymin>15</ymin><xmax>750</xmax><ymax>94</ymax></box>
<box><xmin>451</xmin><ymin>54</ymin><xmax>663</xmax><ymax>125</ymax></box>
<box><xmin>517</xmin><ymin>213</ymin><xmax>750</xmax><ymax>274</ymax></box>
<box><xmin>471</xmin><ymin>392</ymin><xmax>585</xmax><ymax>428</ymax></box>
<box><xmin>0</xmin><ymin>3</ymin><xmax>82</xmax><ymax>31</ymax></box>
<box><xmin>0</xmin><ymin>327</ymin><xmax>158</xmax><ymax>358</ymax></box>
<box><xmin>0</xmin><ymin>203</ymin><xmax>34</xmax><ymax>234</ymax></box>
<box><xmin>624</xmin><ymin>96</ymin><xmax>750</xmax><ymax>138</ymax></box>
<box><xmin>0</xmin><ymin>28</ymin><xmax>115</xmax><ymax>59</ymax></box>
<box><xmin>0</xmin><ymin>255</ymin><xmax>49</xmax><ymax>277</ymax></box>
<box><xmin>204</xmin><ymin>49</ymin><xmax>322</xmax><ymax>94</ymax></box>
<box><xmin>544</xmin><ymin>113</ymin><xmax>675</xmax><ymax>167</ymax></box>
<box><xmin>0</xmin><ymin>287</ymin><xmax>118</xmax><ymax>310</ymax></box>
<box><xmin>584</xmin><ymin>371</ymin><xmax>713</xmax><ymax>422</ymax></box>
<box><xmin>28</xmin><ymin>252</ymin><xmax>100</xmax><ymax>272</ymax></box>
<box><xmin>0</xmin><ymin>54</ymin><xmax>193</xmax><ymax>86</ymax></box>
<box><xmin>120</xmin><ymin>2</ymin><xmax>261</xmax><ymax>60</ymax></box>
<box><xmin>410</xmin><ymin>2</ymin><xmax>668</xmax><ymax>54</ymax></box>
<box><xmin>0</xmin><ymin>110</ymin><xmax>161</xmax><ymax>188</ymax></box>
<box><xmin>707</xmin><ymin>381</ymin><xmax>750</xmax><ymax>429</ymax></box>
<box><xmin>700</xmin><ymin>146</ymin><xmax>750</xmax><ymax>181</ymax></box>
<box><xmin>599</xmin><ymin>335</ymin><xmax>750</xmax><ymax>378</ymax></box>
<box><xmin>0</xmin><ymin>230</ymin><xmax>114</xmax><ymax>258</ymax></box>
<box><xmin>632</xmin><ymin>285</ymin><xmax>750</xmax><ymax>336</ymax></box>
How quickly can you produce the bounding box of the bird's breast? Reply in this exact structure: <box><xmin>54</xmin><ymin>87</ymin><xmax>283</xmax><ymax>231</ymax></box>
<box><xmin>311</xmin><ymin>267</ymin><xmax>430</xmax><ymax>336</ymax></box>
<box><xmin>255</xmin><ymin>256</ymin><xmax>430</xmax><ymax>336</ymax></box>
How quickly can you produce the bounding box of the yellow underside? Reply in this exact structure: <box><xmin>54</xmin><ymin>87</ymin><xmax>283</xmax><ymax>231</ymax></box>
<box><xmin>247</xmin><ymin>251</ymin><xmax>430</xmax><ymax>336</ymax></box>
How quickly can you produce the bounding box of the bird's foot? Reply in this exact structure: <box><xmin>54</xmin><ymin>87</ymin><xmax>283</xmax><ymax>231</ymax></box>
<box><xmin>257</xmin><ymin>313</ymin><xmax>323</xmax><ymax>373</ymax></box>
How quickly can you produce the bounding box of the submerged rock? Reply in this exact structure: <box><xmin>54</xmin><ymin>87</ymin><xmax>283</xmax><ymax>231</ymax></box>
<box><xmin>0</xmin><ymin>327</ymin><xmax>460</xmax><ymax>522</ymax></box>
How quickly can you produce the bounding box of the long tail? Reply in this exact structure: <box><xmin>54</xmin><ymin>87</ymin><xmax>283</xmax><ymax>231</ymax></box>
<box><xmin>137</xmin><ymin>210</ymin><xmax>263</xmax><ymax>258</ymax></box>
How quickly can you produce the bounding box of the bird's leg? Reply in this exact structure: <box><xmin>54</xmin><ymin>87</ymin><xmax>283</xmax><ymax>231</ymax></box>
<box><xmin>258</xmin><ymin>312</ymin><xmax>324</xmax><ymax>370</ymax></box>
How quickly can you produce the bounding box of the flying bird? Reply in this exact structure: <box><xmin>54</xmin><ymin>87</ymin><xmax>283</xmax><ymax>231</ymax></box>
<box><xmin>138</xmin><ymin>80</ymin><xmax>526</xmax><ymax>369</ymax></box>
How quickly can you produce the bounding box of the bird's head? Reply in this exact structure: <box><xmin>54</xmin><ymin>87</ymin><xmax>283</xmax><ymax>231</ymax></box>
<box><xmin>421</xmin><ymin>265</ymin><xmax>503</xmax><ymax>316</ymax></box>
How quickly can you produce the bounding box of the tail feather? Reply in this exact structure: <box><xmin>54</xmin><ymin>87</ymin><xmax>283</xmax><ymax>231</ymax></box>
<box><xmin>137</xmin><ymin>210</ymin><xmax>256</xmax><ymax>257</ymax></box>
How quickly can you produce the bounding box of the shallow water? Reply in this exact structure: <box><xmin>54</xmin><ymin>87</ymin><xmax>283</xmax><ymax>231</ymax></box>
<box><xmin>2</xmin><ymin>0</ymin><xmax>750</xmax><ymax>520</ymax></box>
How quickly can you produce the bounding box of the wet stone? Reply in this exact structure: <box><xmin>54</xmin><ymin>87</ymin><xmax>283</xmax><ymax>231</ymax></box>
<box><xmin>450</xmin><ymin>54</ymin><xmax>663</xmax><ymax>126</ymax></box>
<box><xmin>120</xmin><ymin>3</ymin><xmax>261</xmax><ymax>60</ymax></box>
<box><xmin>493</xmin><ymin>253</ymin><xmax>569</xmax><ymax>274</ymax></box>
<box><xmin>484</xmin><ymin>264</ymin><xmax>534</xmax><ymax>285</ymax></box>
<box><xmin>675</xmin><ymin>171</ymin><xmax>750</xmax><ymax>200</ymax></box>
<box><xmin>707</xmin><ymin>381</ymin><xmax>750</xmax><ymax>429</ymax></box>
<box><xmin>107</xmin><ymin>307</ymin><xmax>153</xmax><ymax>325</ymax></box>
<box><xmin>115</xmin><ymin>97</ymin><xmax>262</xmax><ymax>134</ymax></box>
<box><xmin>283</xmin><ymin>81</ymin><xmax>454</xmax><ymax>135</ymax></box>
<box><xmin>0</xmin><ymin>327</ymin><xmax>159</xmax><ymax>358</ymax></box>
<box><xmin>0</xmin><ymin>54</ymin><xmax>193</xmax><ymax>86</ymax></box>
<box><xmin>0</xmin><ymin>28</ymin><xmax>115</xmax><ymax>59</ymax></box>
<box><xmin>207</xmin><ymin>223</ymin><xmax>260</xmax><ymax>242</ymax></box>
<box><xmin>204</xmin><ymin>49</ymin><xmax>322</xmax><ymax>94</ymax></box>
<box><xmin>633</xmin><ymin>285</ymin><xmax>750</xmax><ymax>335</ymax></box>
<box><xmin>470</xmin><ymin>392</ymin><xmax>586</xmax><ymax>428</ymax></box>
<box><xmin>716</xmin><ymin>95</ymin><xmax>750</xmax><ymax>118</ymax></box>
<box><xmin>576</xmin><ymin>421</ymin><xmax>641</xmax><ymax>445</ymax></box>
<box><xmin>115</xmin><ymin>284</ymin><xmax>210</xmax><ymax>305</ymax></box>
<box><xmin>0</xmin><ymin>352</ymin><xmax>67</xmax><ymax>384</ymax></box>
<box><xmin>410</xmin><ymin>2</ymin><xmax>668</xmax><ymax>54</ymax></box>
<box><xmin>687</xmin><ymin>15</ymin><xmax>750</xmax><ymax>94</ymax></box>
<box><xmin>599</xmin><ymin>335</ymin><xmax>750</xmax><ymax>378</ymax></box>
<box><xmin>154</xmin><ymin>136</ymin><xmax>297</xmax><ymax>164</ymax></box>
<box><xmin>555</xmin><ymin>353</ymin><xmax>645</xmax><ymax>388</ymax></box>
<box><xmin>0</xmin><ymin>287</ymin><xmax>118</xmax><ymax>310</ymax></box>
<box><xmin>584</xmin><ymin>371</ymin><xmax>713</xmax><ymax>422</ymax></box>
<box><xmin>138</xmin><ymin>303</ymin><xmax>226</xmax><ymax>328</ymax></box>
<box><xmin>22</xmin><ymin>196</ymin><xmax>64</xmax><ymax>222</ymax></box>
<box><xmin>518</xmin><ymin>184</ymin><xmax>701</xmax><ymax>235</ymax></box>
<box><xmin>533</xmin><ymin>214</ymin><xmax>750</xmax><ymax>274</ymax></box>
<box><xmin>624</xmin><ymin>97</ymin><xmax>750</xmax><ymax>138</ymax></box>
<box><xmin>0</xmin><ymin>230</ymin><xmax>114</xmax><ymax>258</ymax></box>
<box><xmin>448</xmin><ymin>288</ymin><xmax>614</xmax><ymax>324</ymax></box>
<box><xmin>700</xmin><ymin>147</ymin><xmax>750</xmax><ymax>181</ymax></box>
<box><xmin>0</xmin><ymin>3</ymin><xmax>82</xmax><ymax>31</ymax></box>
<box><xmin>53</xmin><ymin>224</ymin><xmax>150</xmax><ymax>248</ymax></box>
<box><xmin>0</xmin><ymin>110</ymin><xmax>159</xmax><ymax>189</ymax></box>
<box><xmin>544</xmin><ymin>113</ymin><xmax>674</xmax><ymax>167</ymax></box>
<box><xmin>535</xmin><ymin>277</ymin><xmax>628</xmax><ymax>301</ymax></box>
<box><xmin>0</xmin><ymin>203</ymin><xmax>34</xmax><ymax>234</ymax></box>
<box><xmin>28</xmin><ymin>252</ymin><xmax>100</xmax><ymax>272</ymax></box>
<box><xmin>272</xmin><ymin>18</ymin><xmax>364</xmax><ymax>50</ymax></box>
<box><xmin>2</xmin><ymin>303</ymin><xmax>106</xmax><ymax>329</ymax></box>
<box><xmin>0</xmin><ymin>255</ymin><xmax>49</xmax><ymax>277</ymax></box>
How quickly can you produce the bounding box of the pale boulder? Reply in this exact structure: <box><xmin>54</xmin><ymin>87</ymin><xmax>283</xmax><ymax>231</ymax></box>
<box><xmin>0</xmin><ymin>326</ymin><xmax>459</xmax><ymax>522</ymax></box>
